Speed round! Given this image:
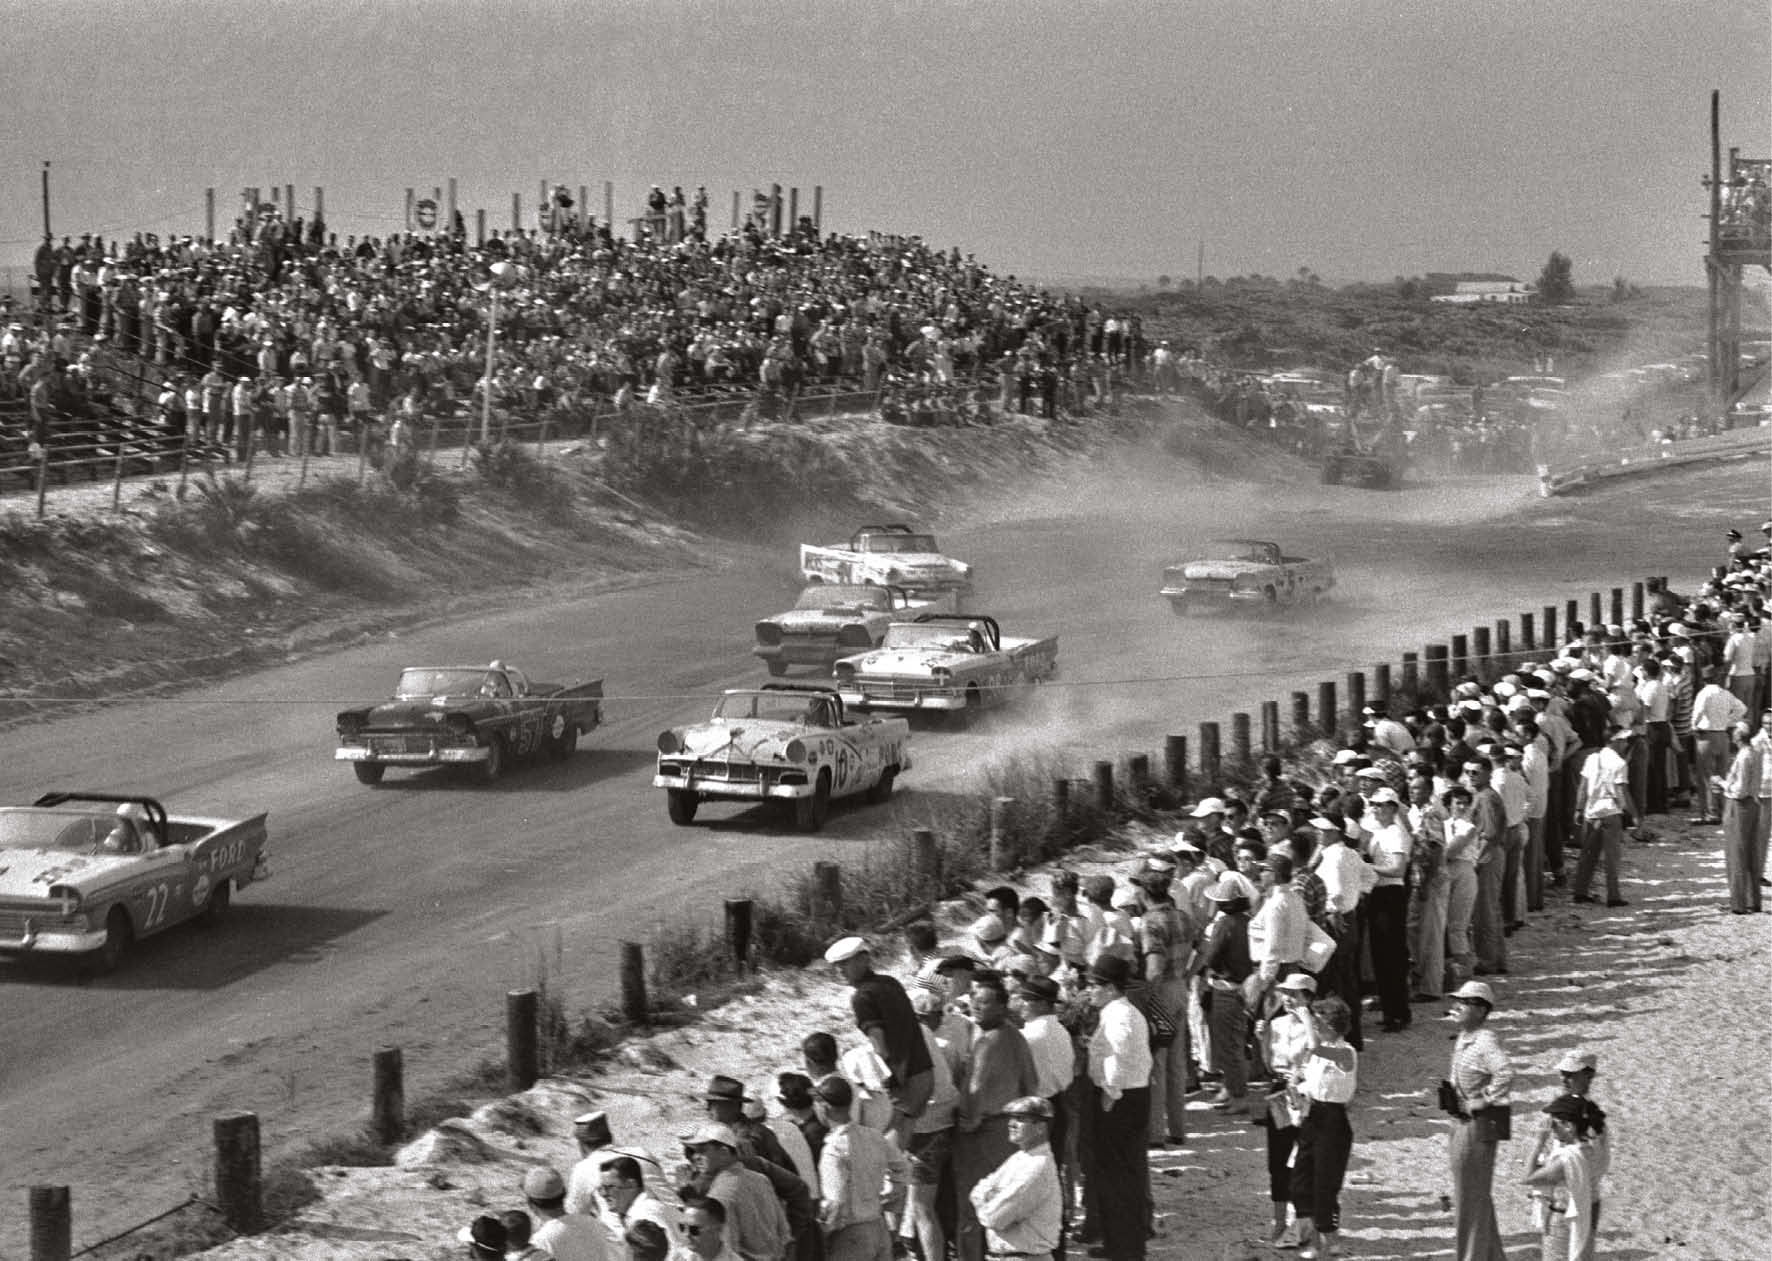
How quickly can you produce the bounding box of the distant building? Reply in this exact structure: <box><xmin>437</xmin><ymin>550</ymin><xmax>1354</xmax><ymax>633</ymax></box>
<box><xmin>1428</xmin><ymin>276</ymin><xmax>1534</xmax><ymax>305</ymax></box>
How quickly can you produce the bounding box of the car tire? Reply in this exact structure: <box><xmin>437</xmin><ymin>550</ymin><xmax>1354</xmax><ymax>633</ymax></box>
<box><xmin>667</xmin><ymin>789</ymin><xmax>700</xmax><ymax>825</ymax></box>
<box><xmin>353</xmin><ymin>762</ymin><xmax>386</xmax><ymax>786</ymax></box>
<box><xmin>478</xmin><ymin>735</ymin><xmax>506</xmax><ymax>785</ymax></box>
<box><xmin>766</xmin><ymin>660</ymin><xmax>788</xmax><ymax>678</ymax></box>
<box><xmin>794</xmin><ymin>772</ymin><xmax>832</xmax><ymax>832</ymax></box>
<box><xmin>866</xmin><ymin>768</ymin><xmax>897</xmax><ymax>805</ymax></box>
<box><xmin>198</xmin><ymin>879</ymin><xmax>232</xmax><ymax>927</ymax></box>
<box><xmin>548</xmin><ymin>720</ymin><xmax>578</xmax><ymax>760</ymax></box>
<box><xmin>90</xmin><ymin>907</ymin><xmax>132</xmax><ymax>976</ymax></box>
<box><xmin>1322</xmin><ymin>459</ymin><xmax>1341</xmax><ymax>485</ymax></box>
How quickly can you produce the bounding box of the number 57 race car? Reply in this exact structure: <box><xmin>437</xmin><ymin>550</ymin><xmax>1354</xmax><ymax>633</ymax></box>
<box><xmin>654</xmin><ymin>684</ymin><xmax>910</xmax><ymax>832</ymax></box>
<box><xmin>0</xmin><ymin>792</ymin><xmax>270</xmax><ymax>975</ymax></box>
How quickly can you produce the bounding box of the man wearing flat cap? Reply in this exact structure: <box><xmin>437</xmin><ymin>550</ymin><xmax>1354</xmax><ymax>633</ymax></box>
<box><xmin>565</xmin><ymin>1109</ymin><xmax>616</xmax><ymax>1217</ymax></box>
<box><xmin>968</xmin><ymin>1097</ymin><xmax>1061</xmax><ymax>1261</ymax></box>
<box><xmin>681</xmin><ymin>1123</ymin><xmax>791</xmax><ymax>1261</ymax></box>
<box><xmin>825</xmin><ymin>937</ymin><xmax>935</xmax><ymax>1145</ymax></box>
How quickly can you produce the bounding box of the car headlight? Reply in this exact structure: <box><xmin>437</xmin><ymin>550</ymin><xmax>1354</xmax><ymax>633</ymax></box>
<box><xmin>47</xmin><ymin>885</ymin><xmax>81</xmax><ymax>916</ymax></box>
<box><xmin>837</xmin><ymin>624</ymin><xmax>873</xmax><ymax>648</ymax></box>
<box><xmin>931</xmin><ymin>667</ymin><xmax>952</xmax><ymax>684</ymax></box>
<box><xmin>446</xmin><ymin>714</ymin><xmax>475</xmax><ymax>737</ymax></box>
<box><xmin>755</xmin><ymin>622</ymin><xmax>783</xmax><ymax>646</ymax></box>
<box><xmin>658</xmin><ymin>730</ymin><xmax>682</xmax><ymax>754</ymax></box>
<box><xmin>784</xmin><ymin>739</ymin><xmax>807</xmax><ymax>763</ymax></box>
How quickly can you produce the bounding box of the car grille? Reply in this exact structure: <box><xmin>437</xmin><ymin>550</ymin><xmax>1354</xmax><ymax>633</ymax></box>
<box><xmin>690</xmin><ymin>760</ymin><xmax>764</xmax><ymax>783</ymax></box>
<box><xmin>861</xmin><ymin>681</ymin><xmax>924</xmax><ymax>701</ymax></box>
<box><xmin>367</xmin><ymin>733</ymin><xmax>437</xmax><ymax>754</ymax></box>
<box><xmin>0</xmin><ymin>908</ymin><xmax>52</xmax><ymax>936</ymax></box>
<box><xmin>1193</xmin><ymin>577</ymin><xmax>1235</xmax><ymax>590</ymax></box>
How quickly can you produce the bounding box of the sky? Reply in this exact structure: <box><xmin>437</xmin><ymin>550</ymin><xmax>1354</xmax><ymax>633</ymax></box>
<box><xmin>1</xmin><ymin>0</ymin><xmax>1767</xmax><ymax>290</ymax></box>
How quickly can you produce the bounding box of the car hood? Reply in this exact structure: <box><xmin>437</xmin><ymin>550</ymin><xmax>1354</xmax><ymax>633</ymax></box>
<box><xmin>359</xmin><ymin>699</ymin><xmax>489</xmax><ymax>726</ymax></box>
<box><xmin>1182</xmin><ymin>560</ymin><xmax>1270</xmax><ymax>580</ymax></box>
<box><xmin>0</xmin><ymin>848</ymin><xmax>138</xmax><ymax>898</ymax></box>
<box><xmin>768</xmin><ymin>608</ymin><xmax>876</xmax><ymax>631</ymax></box>
<box><xmin>876</xmin><ymin>553</ymin><xmax>966</xmax><ymax>572</ymax></box>
<box><xmin>669</xmin><ymin>720</ymin><xmax>805</xmax><ymax>761</ymax></box>
<box><xmin>846</xmin><ymin>648</ymin><xmax>972</xmax><ymax>675</ymax></box>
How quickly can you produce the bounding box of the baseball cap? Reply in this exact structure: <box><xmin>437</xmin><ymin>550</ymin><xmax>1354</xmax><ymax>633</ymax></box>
<box><xmin>681</xmin><ymin>1122</ymin><xmax>741</xmax><ymax>1150</ymax></box>
<box><xmin>1555</xmin><ymin>1050</ymin><xmax>1598</xmax><ymax>1074</ymax></box>
<box><xmin>1190</xmin><ymin>797</ymin><xmax>1227</xmax><ymax>817</ymax></box>
<box><xmin>1274</xmin><ymin>973</ymin><xmax>1318</xmax><ymax>993</ymax></box>
<box><xmin>1450</xmin><ymin>980</ymin><xmax>1495</xmax><ymax>1007</ymax></box>
<box><xmin>1367</xmin><ymin>787</ymin><xmax>1401</xmax><ymax>805</ymax></box>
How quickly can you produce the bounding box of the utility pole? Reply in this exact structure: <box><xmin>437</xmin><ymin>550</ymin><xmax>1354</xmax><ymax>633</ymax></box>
<box><xmin>41</xmin><ymin>161</ymin><xmax>51</xmax><ymax>240</ymax></box>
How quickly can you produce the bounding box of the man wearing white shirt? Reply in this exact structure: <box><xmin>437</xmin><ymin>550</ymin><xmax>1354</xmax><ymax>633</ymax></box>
<box><xmin>1691</xmin><ymin>673</ymin><xmax>1749</xmax><ymax>823</ymax></box>
<box><xmin>969</xmin><ymin>1097</ymin><xmax>1062</xmax><ymax>1261</ymax></box>
<box><xmin>1363</xmin><ymin>789</ymin><xmax>1414</xmax><ymax>1033</ymax></box>
<box><xmin>1085</xmin><ymin>955</ymin><xmax>1151</xmax><ymax>1261</ymax></box>
<box><xmin>1513</xmin><ymin>724</ymin><xmax>1552</xmax><ymax>912</ymax></box>
<box><xmin>597</xmin><ymin>1155</ymin><xmax>681</xmax><ymax>1248</ymax></box>
<box><xmin>1309</xmin><ymin>816</ymin><xmax>1367</xmax><ymax>1051</ymax></box>
<box><xmin>1573</xmin><ymin>728</ymin><xmax>1634</xmax><ymax>907</ymax></box>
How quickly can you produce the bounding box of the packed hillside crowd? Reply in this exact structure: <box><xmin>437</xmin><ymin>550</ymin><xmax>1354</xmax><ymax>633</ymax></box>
<box><xmin>3</xmin><ymin>206</ymin><xmax>1161</xmax><ymax>466</ymax></box>
<box><xmin>438</xmin><ymin>530</ymin><xmax>1772</xmax><ymax>1261</ymax></box>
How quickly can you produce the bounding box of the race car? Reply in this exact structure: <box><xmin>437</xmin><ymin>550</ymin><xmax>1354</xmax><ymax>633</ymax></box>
<box><xmin>653</xmin><ymin>684</ymin><xmax>909</xmax><ymax>832</ymax></box>
<box><xmin>799</xmin><ymin>524</ymin><xmax>973</xmax><ymax>604</ymax></box>
<box><xmin>335</xmin><ymin>661</ymin><xmax>603</xmax><ymax>785</ymax></box>
<box><xmin>832</xmin><ymin>614</ymin><xmax>1059</xmax><ymax>717</ymax></box>
<box><xmin>754</xmin><ymin>584</ymin><xmax>957</xmax><ymax>676</ymax></box>
<box><xmin>0</xmin><ymin>792</ymin><xmax>270</xmax><ymax>974</ymax></box>
<box><xmin>1160</xmin><ymin>539</ymin><xmax>1335</xmax><ymax>614</ymax></box>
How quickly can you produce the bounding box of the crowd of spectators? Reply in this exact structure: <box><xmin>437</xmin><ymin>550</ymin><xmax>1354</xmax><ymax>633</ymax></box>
<box><xmin>442</xmin><ymin>525</ymin><xmax>1772</xmax><ymax>1261</ymax></box>
<box><xmin>5</xmin><ymin>202</ymin><xmax>1165</xmax><ymax>473</ymax></box>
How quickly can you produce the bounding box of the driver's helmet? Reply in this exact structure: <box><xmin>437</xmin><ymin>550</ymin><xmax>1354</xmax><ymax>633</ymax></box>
<box><xmin>104</xmin><ymin>802</ymin><xmax>151</xmax><ymax>853</ymax></box>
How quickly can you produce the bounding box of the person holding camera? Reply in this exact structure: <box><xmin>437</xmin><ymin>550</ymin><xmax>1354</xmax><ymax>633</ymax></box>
<box><xmin>1440</xmin><ymin>981</ymin><xmax>1514</xmax><ymax>1261</ymax></box>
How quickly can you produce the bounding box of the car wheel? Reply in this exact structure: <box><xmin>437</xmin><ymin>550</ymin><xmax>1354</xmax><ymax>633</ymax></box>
<box><xmin>1322</xmin><ymin>460</ymin><xmax>1341</xmax><ymax>485</ymax></box>
<box><xmin>90</xmin><ymin>907</ymin><xmax>132</xmax><ymax>976</ymax></box>
<box><xmin>794</xmin><ymin>772</ymin><xmax>832</xmax><ymax>832</ymax></box>
<box><xmin>866</xmin><ymin>768</ymin><xmax>897</xmax><ymax>805</ymax></box>
<box><xmin>766</xmin><ymin>660</ymin><xmax>788</xmax><ymax>678</ymax></box>
<box><xmin>353</xmin><ymin>762</ymin><xmax>386</xmax><ymax>786</ymax></box>
<box><xmin>479</xmin><ymin>735</ymin><xmax>506</xmax><ymax>785</ymax></box>
<box><xmin>667</xmin><ymin>789</ymin><xmax>700</xmax><ymax>825</ymax></box>
<box><xmin>198</xmin><ymin>879</ymin><xmax>232</xmax><ymax>927</ymax></box>
<box><xmin>1263</xmin><ymin>587</ymin><xmax>1278</xmax><ymax>608</ymax></box>
<box><xmin>548</xmin><ymin>720</ymin><xmax>578</xmax><ymax>760</ymax></box>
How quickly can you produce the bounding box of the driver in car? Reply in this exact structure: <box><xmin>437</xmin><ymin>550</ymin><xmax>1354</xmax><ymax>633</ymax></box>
<box><xmin>100</xmin><ymin>803</ymin><xmax>158</xmax><ymax>854</ymax></box>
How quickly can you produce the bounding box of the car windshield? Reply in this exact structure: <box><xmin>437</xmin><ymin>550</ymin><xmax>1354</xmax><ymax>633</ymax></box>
<box><xmin>795</xmin><ymin>586</ymin><xmax>888</xmax><ymax>611</ymax></box>
<box><xmin>0</xmin><ymin>808</ymin><xmax>130</xmax><ymax>854</ymax></box>
<box><xmin>859</xmin><ymin>533</ymin><xmax>938</xmax><ymax>554</ymax></box>
<box><xmin>396</xmin><ymin>668</ymin><xmax>507</xmax><ymax>699</ymax></box>
<box><xmin>881</xmin><ymin>623</ymin><xmax>975</xmax><ymax>651</ymax></box>
<box><xmin>713</xmin><ymin>691</ymin><xmax>836</xmax><ymax>725</ymax></box>
<box><xmin>1204</xmin><ymin>540</ymin><xmax>1275</xmax><ymax>563</ymax></box>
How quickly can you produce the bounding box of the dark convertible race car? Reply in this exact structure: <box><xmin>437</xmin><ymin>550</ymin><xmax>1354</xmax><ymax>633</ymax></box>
<box><xmin>335</xmin><ymin>661</ymin><xmax>603</xmax><ymax>785</ymax></box>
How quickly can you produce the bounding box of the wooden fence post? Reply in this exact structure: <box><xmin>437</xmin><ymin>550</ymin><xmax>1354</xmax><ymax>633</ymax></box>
<box><xmin>1164</xmin><ymin>736</ymin><xmax>1188</xmax><ymax>792</ymax></box>
<box><xmin>1543</xmin><ymin>605</ymin><xmax>1559</xmax><ymax>648</ymax></box>
<box><xmin>1631</xmin><ymin>581</ymin><xmax>1645</xmax><ymax>621</ymax></box>
<box><xmin>1373</xmin><ymin>664</ymin><xmax>1392</xmax><ymax>709</ymax></box>
<box><xmin>815</xmin><ymin>860</ymin><xmax>844</xmax><ymax>923</ymax></box>
<box><xmin>1565</xmin><ymin>598</ymin><xmax>1580</xmax><ymax>636</ymax></box>
<box><xmin>28</xmin><ymin>1185</ymin><xmax>71</xmax><ymax>1261</ymax></box>
<box><xmin>1127</xmin><ymin>754</ymin><xmax>1150</xmax><ymax>798</ymax></box>
<box><xmin>1520</xmin><ymin>612</ymin><xmax>1536</xmax><ymax>652</ymax></box>
<box><xmin>620</xmin><ymin>942</ymin><xmax>647</xmax><ymax>1023</ymax></box>
<box><xmin>1260</xmin><ymin>700</ymin><xmax>1281</xmax><ymax>753</ymax></box>
<box><xmin>1495</xmin><ymin>618</ymin><xmax>1511</xmax><ymax>660</ymax></box>
<box><xmin>913</xmin><ymin>828</ymin><xmax>941</xmax><ymax>892</ymax></box>
<box><xmin>1345</xmin><ymin>671</ymin><xmax>1366</xmax><ymax>723</ymax></box>
<box><xmin>1230</xmin><ymin>713</ymin><xmax>1252</xmax><ymax>766</ymax></box>
<box><xmin>1609</xmin><ymin>586</ymin><xmax>1624</xmax><ymax>627</ymax></box>
<box><xmin>724</xmin><ymin>898</ymin><xmax>753</xmax><ymax>969</ymax></box>
<box><xmin>1401</xmin><ymin>652</ymin><xmax>1419</xmax><ymax>694</ymax></box>
<box><xmin>213</xmin><ymin>1111</ymin><xmax>264</xmax><ymax>1233</ymax></box>
<box><xmin>1291</xmin><ymin>691</ymin><xmax>1312</xmax><ymax>737</ymax></box>
<box><xmin>371</xmin><ymin>1047</ymin><xmax>404</xmax><ymax>1147</ymax></box>
<box><xmin>1450</xmin><ymin>634</ymin><xmax>1469</xmax><ymax>680</ymax></box>
<box><xmin>507</xmin><ymin>989</ymin><xmax>539</xmax><ymax>1091</ymax></box>
<box><xmin>1092</xmin><ymin>761</ymin><xmax>1114</xmax><ymax>814</ymax></box>
<box><xmin>1424</xmin><ymin>645</ymin><xmax>1450</xmax><ymax>700</ymax></box>
<box><xmin>1317</xmin><ymin>680</ymin><xmax>1337</xmax><ymax>735</ymax></box>
<box><xmin>35</xmin><ymin>445</ymin><xmax>49</xmax><ymax>519</ymax></box>
<box><xmin>1472</xmin><ymin>627</ymin><xmax>1492</xmax><ymax>682</ymax></box>
<box><xmin>1198</xmin><ymin>722</ymin><xmax>1222</xmax><ymax>784</ymax></box>
<box><xmin>1589</xmin><ymin>591</ymin><xmax>1602</xmax><ymax>629</ymax></box>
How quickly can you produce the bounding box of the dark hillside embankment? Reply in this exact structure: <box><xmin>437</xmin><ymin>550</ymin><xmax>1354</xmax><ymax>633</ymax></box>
<box><xmin>0</xmin><ymin>401</ymin><xmax>1297</xmax><ymax>720</ymax></box>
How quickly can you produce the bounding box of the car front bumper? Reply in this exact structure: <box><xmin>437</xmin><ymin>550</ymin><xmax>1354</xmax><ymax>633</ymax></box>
<box><xmin>0</xmin><ymin>923</ymin><xmax>108</xmax><ymax>955</ymax></box>
<box><xmin>753</xmin><ymin>641</ymin><xmax>851</xmax><ymax>667</ymax></box>
<box><xmin>336</xmin><ymin>743</ymin><xmax>490</xmax><ymax>765</ymax></box>
<box><xmin>1160</xmin><ymin>585</ymin><xmax>1264</xmax><ymax>604</ymax></box>
<box><xmin>652</xmin><ymin>772</ymin><xmax>814</xmax><ymax>800</ymax></box>
<box><xmin>837</xmin><ymin>685</ymin><xmax>966</xmax><ymax>710</ymax></box>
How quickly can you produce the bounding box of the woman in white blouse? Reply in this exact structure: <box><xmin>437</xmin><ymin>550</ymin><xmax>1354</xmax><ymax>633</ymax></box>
<box><xmin>1255</xmin><ymin>973</ymin><xmax>1319</xmax><ymax>1248</ymax></box>
<box><xmin>1288</xmin><ymin>994</ymin><xmax>1358</xmax><ymax>1260</ymax></box>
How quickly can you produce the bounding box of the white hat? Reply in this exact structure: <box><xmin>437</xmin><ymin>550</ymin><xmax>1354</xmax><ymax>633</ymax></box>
<box><xmin>1550</xmin><ymin>658</ymin><xmax>1576</xmax><ymax>674</ymax></box>
<box><xmin>1554</xmin><ymin>1050</ymin><xmax>1598</xmax><ymax>1074</ymax></box>
<box><xmin>1667</xmin><ymin>623</ymin><xmax>1689</xmax><ymax>637</ymax></box>
<box><xmin>1568</xmin><ymin>668</ymin><xmax>1595</xmax><ymax>682</ymax></box>
<box><xmin>1367</xmin><ymin>787</ymin><xmax>1401</xmax><ymax>805</ymax></box>
<box><xmin>1274</xmin><ymin>973</ymin><xmax>1318</xmax><ymax>993</ymax></box>
<box><xmin>823</xmin><ymin>936</ymin><xmax>869</xmax><ymax>964</ymax></box>
<box><xmin>1493</xmin><ymin>681</ymin><xmax>1517</xmax><ymax>698</ymax></box>
<box><xmin>1331</xmin><ymin>749</ymin><xmax>1361</xmax><ymax>765</ymax></box>
<box><xmin>1309</xmin><ymin>815</ymin><xmax>1339</xmax><ymax>830</ymax></box>
<box><xmin>1190</xmin><ymin>797</ymin><xmax>1227</xmax><ymax>817</ymax></box>
<box><xmin>1170</xmin><ymin>831</ymin><xmax>1203</xmax><ymax>854</ymax></box>
<box><xmin>1353</xmin><ymin>766</ymin><xmax>1388</xmax><ymax>780</ymax></box>
<box><xmin>970</xmin><ymin>913</ymin><xmax>1007</xmax><ymax>944</ymax></box>
<box><xmin>1450</xmin><ymin>980</ymin><xmax>1495</xmax><ymax>1006</ymax></box>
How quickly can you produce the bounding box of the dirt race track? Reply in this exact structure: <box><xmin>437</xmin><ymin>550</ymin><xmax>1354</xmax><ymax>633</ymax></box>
<box><xmin>0</xmin><ymin>450</ymin><xmax>1766</xmax><ymax>1257</ymax></box>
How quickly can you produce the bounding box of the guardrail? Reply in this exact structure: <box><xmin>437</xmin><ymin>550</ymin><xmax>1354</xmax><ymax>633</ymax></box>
<box><xmin>1538</xmin><ymin>424</ymin><xmax>1770</xmax><ymax>495</ymax></box>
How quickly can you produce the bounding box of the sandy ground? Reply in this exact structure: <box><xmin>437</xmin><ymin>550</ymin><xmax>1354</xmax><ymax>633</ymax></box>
<box><xmin>172</xmin><ymin>808</ymin><xmax>1769</xmax><ymax>1261</ymax></box>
